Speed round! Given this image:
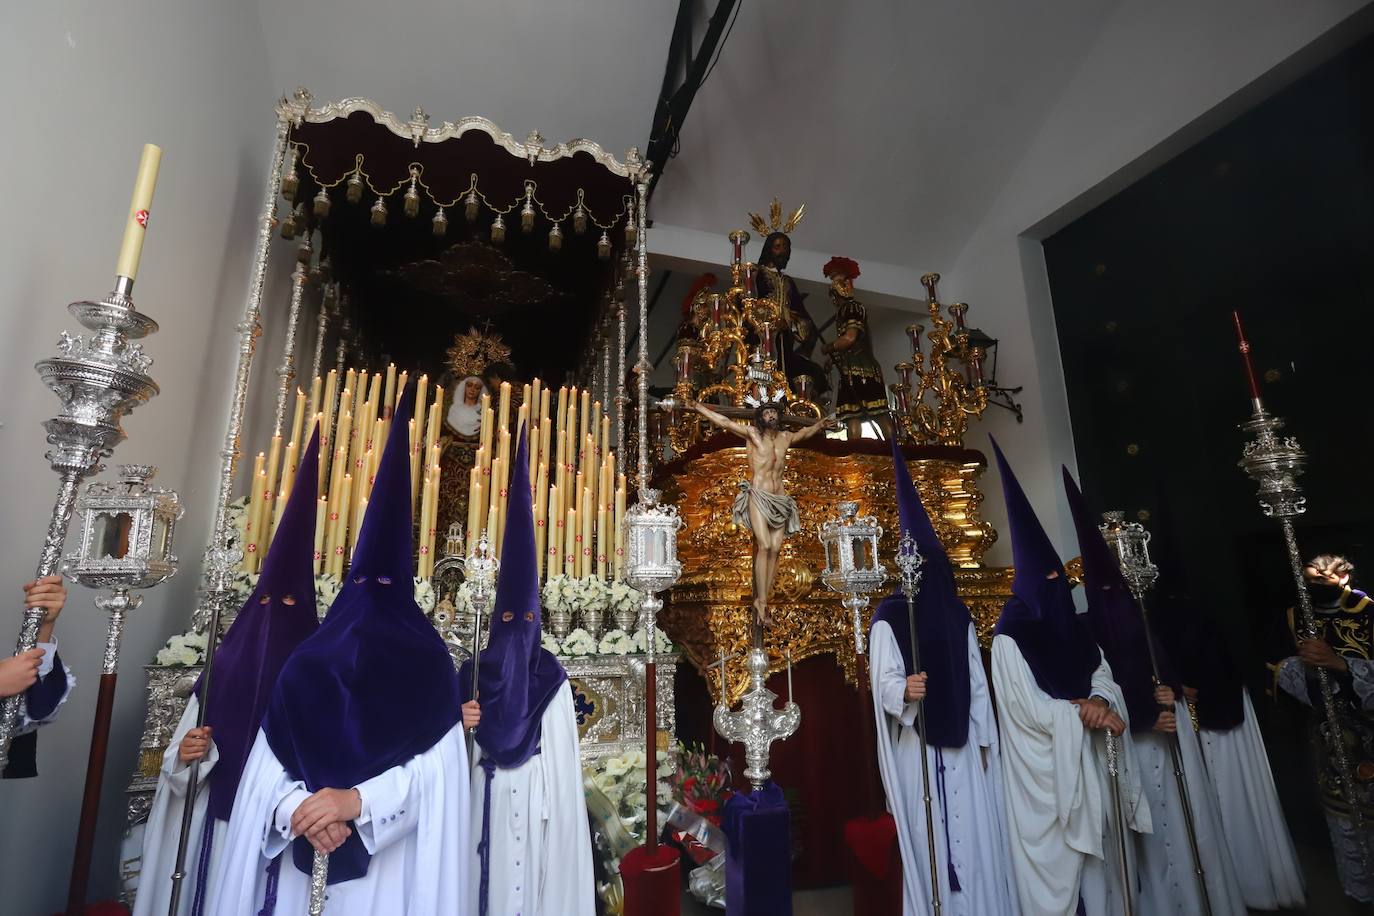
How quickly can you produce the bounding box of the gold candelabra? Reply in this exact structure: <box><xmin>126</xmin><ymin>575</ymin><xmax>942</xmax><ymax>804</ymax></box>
<box><xmin>664</xmin><ymin>229</ymin><xmax>822</xmax><ymax>454</ymax></box>
<box><xmin>889</xmin><ymin>273</ymin><xmax>989</xmax><ymax>446</ymax></box>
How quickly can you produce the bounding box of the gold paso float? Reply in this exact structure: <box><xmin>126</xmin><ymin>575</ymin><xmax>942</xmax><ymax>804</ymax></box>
<box><xmin>655</xmin><ymin>206</ymin><xmax>1012</xmax><ymax>705</ymax></box>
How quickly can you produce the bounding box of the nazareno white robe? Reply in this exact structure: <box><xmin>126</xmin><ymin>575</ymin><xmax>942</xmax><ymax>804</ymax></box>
<box><xmin>1132</xmin><ymin>705</ymin><xmax>1247</xmax><ymax>916</ymax></box>
<box><xmin>992</xmin><ymin>634</ymin><xmax>1152</xmax><ymax>916</ymax></box>
<box><xmin>132</xmin><ymin>696</ymin><xmax>225</xmax><ymax>916</ymax></box>
<box><xmin>207</xmin><ymin>722</ymin><xmax>471</xmax><ymax>916</ymax></box>
<box><xmin>468</xmin><ymin>685</ymin><xmax>594</xmax><ymax>916</ymax></box>
<box><xmin>1191</xmin><ymin>691</ymin><xmax>1304</xmax><ymax>909</ymax></box>
<box><xmin>870</xmin><ymin>619</ymin><xmax>1020</xmax><ymax>916</ymax></box>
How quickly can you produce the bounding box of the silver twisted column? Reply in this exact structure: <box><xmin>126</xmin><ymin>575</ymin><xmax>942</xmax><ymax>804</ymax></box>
<box><xmin>0</xmin><ymin>278</ymin><xmax>161</xmax><ymax>769</ymax></box>
<box><xmin>1232</xmin><ymin>312</ymin><xmax>1371</xmax><ymax>877</ymax></box>
<box><xmin>1104</xmin><ymin>730</ymin><xmax>1134</xmax><ymax>916</ymax></box>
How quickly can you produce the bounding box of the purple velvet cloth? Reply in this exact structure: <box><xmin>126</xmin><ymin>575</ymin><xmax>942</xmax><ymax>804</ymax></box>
<box><xmin>1063</xmin><ymin>469</ymin><xmax>1175</xmax><ymax>734</ymax></box>
<box><xmin>989</xmin><ymin>438</ymin><xmax>1101</xmax><ymax>701</ymax></box>
<box><xmin>869</xmin><ymin>437</ymin><xmax>972</xmax><ymax>748</ymax></box>
<box><xmin>458</xmin><ymin>428</ymin><xmax>567</xmax><ymax>769</ymax></box>
<box><xmin>263</xmin><ymin>388</ymin><xmax>461</xmax><ymax>883</ymax></box>
<box><xmin>196</xmin><ymin>428</ymin><xmax>321</xmax><ymax>822</ymax></box>
<box><xmin>723</xmin><ymin>782</ymin><xmax>792</xmax><ymax>916</ymax></box>
<box><xmin>0</xmin><ymin>655</ymin><xmax>70</xmax><ymax>779</ymax></box>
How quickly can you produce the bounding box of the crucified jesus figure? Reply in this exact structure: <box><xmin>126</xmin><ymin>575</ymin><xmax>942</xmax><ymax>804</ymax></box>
<box><xmin>689</xmin><ymin>399</ymin><xmax>835</xmax><ymax>627</ymax></box>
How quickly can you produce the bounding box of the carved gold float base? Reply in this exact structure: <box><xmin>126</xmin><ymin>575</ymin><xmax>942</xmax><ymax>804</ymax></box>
<box><xmin>657</xmin><ymin>437</ymin><xmax>1011</xmax><ymax>705</ymax></box>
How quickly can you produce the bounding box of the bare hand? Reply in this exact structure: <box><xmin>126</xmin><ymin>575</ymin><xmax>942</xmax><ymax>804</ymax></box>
<box><xmin>462</xmin><ymin>699</ymin><xmax>481</xmax><ymax>730</ymax></box>
<box><xmin>291</xmin><ymin>787</ymin><xmax>362</xmax><ymax>839</ymax></box>
<box><xmin>1154</xmin><ymin>684</ymin><xmax>1176</xmax><ymax>707</ymax></box>
<box><xmin>306</xmin><ymin>820</ymin><xmax>352</xmax><ymax>855</ymax></box>
<box><xmin>1298</xmin><ymin>638</ymin><xmax>1349</xmax><ymax>673</ymax></box>
<box><xmin>178</xmin><ymin>726</ymin><xmax>213</xmax><ymax>764</ymax></box>
<box><xmin>1072</xmin><ymin>697</ymin><xmax>1126</xmax><ymax>734</ymax></box>
<box><xmin>904</xmin><ymin>672</ymin><xmax>928</xmax><ymax>702</ymax></box>
<box><xmin>0</xmin><ymin>648</ymin><xmax>44</xmax><ymax>698</ymax></box>
<box><xmin>23</xmin><ymin>576</ymin><xmax>67</xmax><ymax>625</ymax></box>
<box><xmin>1153</xmin><ymin>710</ymin><xmax>1177</xmax><ymax>733</ymax></box>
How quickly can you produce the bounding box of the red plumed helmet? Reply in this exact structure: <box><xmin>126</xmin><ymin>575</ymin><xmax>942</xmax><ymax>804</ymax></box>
<box><xmin>823</xmin><ymin>256</ymin><xmax>860</xmax><ymax>280</ymax></box>
<box><xmin>681</xmin><ymin>272</ymin><xmax>718</xmax><ymax>315</ymax></box>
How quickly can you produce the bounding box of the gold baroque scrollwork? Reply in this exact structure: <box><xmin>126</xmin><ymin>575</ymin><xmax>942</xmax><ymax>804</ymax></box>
<box><xmin>659</xmin><ymin>445</ymin><xmax>1011</xmax><ymax>705</ymax></box>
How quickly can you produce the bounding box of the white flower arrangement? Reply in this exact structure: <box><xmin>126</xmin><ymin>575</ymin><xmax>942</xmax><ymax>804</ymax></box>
<box><xmin>597</xmin><ymin>629</ymin><xmax>638</xmax><ymax>656</ymax></box>
<box><xmin>413</xmin><ymin>577</ymin><xmax>436</xmax><ymax>612</ymax></box>
<box><xmin>607</xmin><ymin>580</ymin><xmax>644</xmax><ymax>616</ymax></box>
<box><xmin>453</xmin><ymin>581</ymin><xmax>477</xmax><ymax>617</ymax></box>
<box><xmin>540</xmin><ymin>631</ymin><xmax>562</xmax><ymax>654</ymax></box>
<box><xmin>560</xmin><ymin>627</ymin><xmax>599</xmax><ymax>656</ymax></box>
<box><xmin>574</xmin><ymin>576</ymin><xmax>610</xmax><ymax>613</ymax></box>
<box><xmin>542</xmin><ymin>574</ymin><xmax>577</xmax><ymax>614</ymax></box>
<box><xmin>584</xmin><ymin>748</ymin><xmax>676</xmax><ymax>844</ymax></box>
<box><xmin>314</xmin><ymin>573</ymin><xmax>342</xmax><ymax>611</ymax></box>
<box><xmin>633</xmin><ymin>627</ymin><xmax>675</xmax><ymax>655</ymax></box>
<box><xmin>154</xmin><ymin>630</ymin><xmax>208</xmax><ymax>667</ymax></box>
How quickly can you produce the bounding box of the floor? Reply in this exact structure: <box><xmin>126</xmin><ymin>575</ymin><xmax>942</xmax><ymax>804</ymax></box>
<box><xmin>673</xmin><ymin>842</ymin><xmax>1374</xmax><ymax>916</ymax></box>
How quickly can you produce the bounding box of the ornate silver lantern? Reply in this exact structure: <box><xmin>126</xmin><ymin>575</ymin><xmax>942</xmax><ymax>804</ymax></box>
<box><xmin>819</xmin><ymin>501</ymin><xmax>887</xmax><ymax>653</ymax></box>
<box><xmin>1098</xmin><ymin>510</ymin><xmax>1158</xmax><ymax>599</ymax></box>
<box><xmin>624</xmin><ymin>488</ymin><xmax>683</xmax><ymax>599</ymax></box>
<box><xmin>63</xmin><ymin>464</ymin><xmax>181</xmax><ymax>910</ymax></box>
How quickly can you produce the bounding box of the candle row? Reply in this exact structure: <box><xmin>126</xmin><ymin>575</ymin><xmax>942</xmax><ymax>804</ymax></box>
<box><xmin>464</xmin><ymin>380</ymin><xmax>627</xmax><ymax>584</ymax></box>
<box><xmin>243</xmin><ymin>363</ymin><xmax>445</xmax><ymax>581</ymax></box>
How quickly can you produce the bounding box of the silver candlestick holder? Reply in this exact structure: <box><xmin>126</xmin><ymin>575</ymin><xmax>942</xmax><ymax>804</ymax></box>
<box><xmin>464</xmin><ymin>532</ymin><xmax>499</xmax><ymax>761</ymax></box>
<box><xmin>1231</xmin><ymin>311</ymin><xmax>1369</xmax><ymax>878</ymax></box>
<box><xmin>0</xmin><ymin>276</ymin><xmax>161</xmax><ymax>770</ymax></box>
<box><xmin>712</xmin><ymin>644</ymin><xmax>800</xmax><ymax>791</ymax></box>
<box><xmin>819</xmin><ymin>501</ymin><xmax>887</xmax><ymax>654</ymax></box>
<box><xmin>1098</xmin><ymin>509</ymin><xmax>1212</xmax><ymax>915</ymax></box>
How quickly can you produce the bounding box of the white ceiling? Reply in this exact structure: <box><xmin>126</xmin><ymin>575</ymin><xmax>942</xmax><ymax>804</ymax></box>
<box><xmin>253</xmin><ymin>0</ymin><xmax>1125</xmax><ymax>282</ymax></box>
<box><xmin>649</xmin><ymin>1</ymin><xmax>1121</xmax><ymax>271</ymax></box>
<box><xmin>254</xmin><ymin>0</ymin><xmax>676</xmax><ymax>159</ymax></box>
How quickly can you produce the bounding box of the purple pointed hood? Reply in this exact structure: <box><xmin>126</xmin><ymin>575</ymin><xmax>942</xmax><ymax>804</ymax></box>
<box><xmin>870</xmin><ymin>438</ymin><xmax>971</xmax><ymax>747</ymax></box>
<box><xmin>1063</xmin><ymin>468</ymin><xmax>1172</xmax><ymax>733</ymax></box>
<box><xmin>989</xmin><ymin>437</ymin><xmax>1100</xmax><ymax>700</ymax></box>
<box><xmin>459</xmin><ymin>427</ymin><xmax>568</xmax><ymax>768</ymax></box>
<box><xmin>263</xmin><ymin>387</ymin><xmax>461</xmax><ymax>883</ymax></box>
<box><xmin>197</xmin><ymin>426</ymin><xmax>321</xmax><ymax>822</ymax></box>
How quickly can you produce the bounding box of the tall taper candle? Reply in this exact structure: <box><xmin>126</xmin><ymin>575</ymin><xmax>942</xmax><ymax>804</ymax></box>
<box><xmin>383</xmin><ymin>364</ymin><xmax>397</xmax><ymax>418</ymax></box>
<box><xmin>535</xmin><ymin>463</ymin><xmax>549</xmax><ymax>579</ymax></box>
<box><xmin>565</xmin><ymin>506</ymin><xmax>578</xmax><ymax>576</ymax></box>
<box><xmin>115</xmin><ymin>143</ymin><xmax>162</xmax><ymax>281</ymax></box>
<box><xmin>314</xmin><ymin>496</ymin><xmax>328</xmax><ymax>575</ymax></box>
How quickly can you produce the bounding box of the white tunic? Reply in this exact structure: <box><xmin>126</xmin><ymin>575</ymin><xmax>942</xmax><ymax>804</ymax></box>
<box><xmin>870</xmin><ymin>620</ymin><xmax>1020</xmax><ymax>916</ymax></box>
<box><xmin>991</xmin><ymin>634</ymin><xmax>1151</xmax><ymax>916</ymax></box>
<box><xmin>469</xmin><ymin>686</ymin><xmax>594</xmax><ymax>916</ymax></box>
<box><xmin>132</xmin><ymin>696</ymin><xmax>225</xmax><ymax>916</ymax></box>
<box><xmin>1132</xmin><ymin>706</ymin><xmax>1247</xmax><ymax>916</ymax></box>
<box><xmin>207</xmin><ymin>723</ymin><xmax>471</xmax><ymax>916</ymax></box>
<box><xmin>1194</xmin><ymin>692</ymin><xmax>1304</xmax><ymax>908</ymax></box>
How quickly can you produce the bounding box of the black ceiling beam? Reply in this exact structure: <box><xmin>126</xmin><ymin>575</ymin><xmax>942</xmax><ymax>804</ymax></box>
<box><xmin>645</xmin><ymin>0</ymin><xmax>741</xmax><ymax>198</ymax></box>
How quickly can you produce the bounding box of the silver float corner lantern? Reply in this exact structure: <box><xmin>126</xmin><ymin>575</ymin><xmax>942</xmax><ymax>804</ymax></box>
<box><xmin>819</xmin><ymin>501</ymin><xmax>887</xmax><ymax>653</ymax></box>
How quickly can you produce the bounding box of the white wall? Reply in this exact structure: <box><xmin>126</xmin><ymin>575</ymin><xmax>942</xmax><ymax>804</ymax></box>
<box><xmin>0</xmin><ymin>3</ymin><xmax>275</xmax><ymax>910</ymax></box>
<box><xmin>939</xmin><ymin>0</ymin><xmax>1372</xmax><ymax>562</ymax></box>
<box><xmin>652</xmin><ymin>0</ymin><xmax>1373</xmax><ymax>565</ymax></box>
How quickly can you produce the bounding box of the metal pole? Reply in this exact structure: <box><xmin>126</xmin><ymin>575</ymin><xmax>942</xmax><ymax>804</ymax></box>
<box><xmin>1134</xmin><ymin>595</ymin><xmax>1211</xmax><ymax>915</ymax></box>
<box><xmin>309</xmin><ymin>849</ymin><xmax>329</xmax><ymax>914</ymax></box>
<box><xmin>1104</xmin><ymin>730</ymin><xmax>1134</xmax><ymax>916</ymax></box>
<box><xmin>0</xmin><ymin>470</ymin><xmax>86</xmax><ymax>768</ymax></box>
<box><xmin>66</xmin><ymin>590</ymin><xmax>140</xmax><ymax>914</ymax></box>
<box><xmin>466</xmin><ymin>593</ymin><xmax>486</xmax><ymax>763</ymax></box>
<box><xmin>904</xmin><ymin>589</ymin><xmax>942</xmax><ymax>916</ymax></box>
<box><xmin>169</xmin><ymin>96</ymin><xmax>295</xmax><ymax>909</ymax></box>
